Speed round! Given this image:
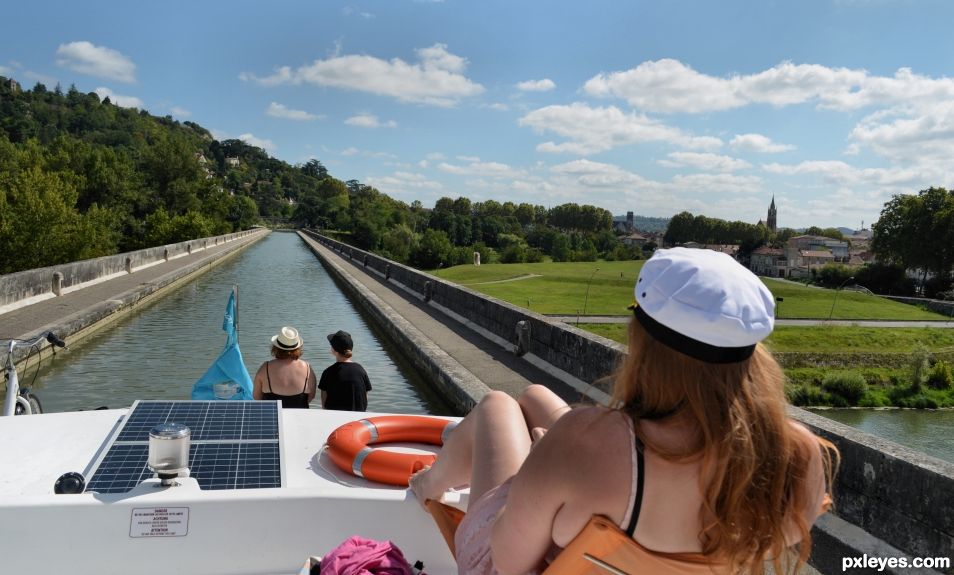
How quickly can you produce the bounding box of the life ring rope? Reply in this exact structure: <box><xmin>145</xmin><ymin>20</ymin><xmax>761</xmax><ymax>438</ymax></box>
<box><xmin>326</xmin><ymin>415</ymin><xmax>457</xmax><ymax>486</ymax></box>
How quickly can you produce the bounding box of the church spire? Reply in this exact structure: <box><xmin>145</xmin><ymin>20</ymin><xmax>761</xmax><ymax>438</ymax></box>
<box><xmin>767</xmin><ymin>195</ymin><xmax>777</xmax><ymax>232</ymax></box>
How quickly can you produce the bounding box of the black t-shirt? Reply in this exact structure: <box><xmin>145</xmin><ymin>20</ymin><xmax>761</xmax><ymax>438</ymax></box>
<box><xmin>318</xmin><ymin>361</ymin><xmax>371</xmax><ymax>411</ymax></box>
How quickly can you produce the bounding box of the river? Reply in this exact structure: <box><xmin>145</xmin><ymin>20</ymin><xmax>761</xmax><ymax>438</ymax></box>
<box><xmin>810</xmin><ymin>408</ymin><xmax>954</xmax><ymax>464</ymax></box>
<box><xmin>30</xmin><ymin>231</ymin><xmax>452</xmax><ymax>415</ymax></box>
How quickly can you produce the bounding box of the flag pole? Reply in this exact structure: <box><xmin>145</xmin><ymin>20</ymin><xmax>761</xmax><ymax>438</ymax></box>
<box><xmin>233</xmin><ymin>284</ymin><xmax>239</xmax><ymax>343</ymax></box>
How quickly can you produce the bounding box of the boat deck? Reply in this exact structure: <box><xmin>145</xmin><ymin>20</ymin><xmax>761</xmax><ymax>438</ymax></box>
<box><xmin>0</xmin><ymin>407</ymin><xmax>463</xmax><ymax>574</ymax></box>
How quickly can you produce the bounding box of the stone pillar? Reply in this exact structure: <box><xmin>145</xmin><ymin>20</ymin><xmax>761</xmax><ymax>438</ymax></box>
<box><xmin>52</xmin><ymin>272</ymin><xmax>64</xmax><ymax>296</ymax></box>
<box><xmin>125</xmin><ymin>257</ymin><xmax>133</xmax><ymax>274</ymax></box>
<box><xmin>424</xmin><ymin>281</ymin><xmax>433</xmax><ymax>302</ymax></box>
<box><xmin>363</xmin><ymin>254</ymin><xmax>369</xmax><ymax>267</ymax></box>
<box><xmin>515</xmin><ymin>320</ymin><xmax>531</xmax><ymax>357</ymax></box>
<box><xmin>474</xmin><ymin>251</ymin><xmax>481</xmax><ymax>266</ymax></box>
<box><xmin>187</xmin><ymin>244</ymin><xmax>192</xmax><ymax>255</ymax></box>
<box><xmin>164</xmin><ymin>248</ymin><xmax>170</xmax><ymax>261</ymax></box>
<box><xmin>385</xmin><ymin>264</ymin><xmax>391</xmax><ymax>280</ymax></box>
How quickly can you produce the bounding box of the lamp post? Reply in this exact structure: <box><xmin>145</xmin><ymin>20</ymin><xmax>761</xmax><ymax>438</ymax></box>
<box><xmin>775</xmin><ymin>297</ymin><xmax>784</xmax><ymax>319</ymax></box>
<box><xmin>578</xmin><ymin>268</ymin><xmax>600</xmax><ymax>325</ymax></box>
<box><xmin>827</xmin><ymin>276</ymin><xmax>854</xmax><ymax>321</ymax></box>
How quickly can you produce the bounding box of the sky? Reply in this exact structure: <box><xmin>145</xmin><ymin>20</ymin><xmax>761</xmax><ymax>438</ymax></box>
<box><xmin>4</xmin><ymin>0</ymin><xmax>954</xmax><ymax>230</ymax></box>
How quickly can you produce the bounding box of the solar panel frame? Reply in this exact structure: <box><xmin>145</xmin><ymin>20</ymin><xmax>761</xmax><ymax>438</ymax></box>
<box><xmin>85</xmin><ymin>400</ymin><xmax>284</xmax><ymax>494</ymax></box>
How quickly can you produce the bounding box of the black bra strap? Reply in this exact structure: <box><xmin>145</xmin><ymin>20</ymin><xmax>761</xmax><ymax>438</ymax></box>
<box><xmin>265</xmin><ymin>362</ymin><xmax>272</xmax><ymax>393</ymax></box>
<box><xmin>626</xmin><ymin>442</ymin><xmax>645</xmax><ymax>537</ymax></box>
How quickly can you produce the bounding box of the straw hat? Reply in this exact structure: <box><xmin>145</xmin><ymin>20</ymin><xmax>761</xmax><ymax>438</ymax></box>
<box><xmin>271</xmin><ymin>326</ymin><xmax>303</xmax><ymax>351</ymax></box>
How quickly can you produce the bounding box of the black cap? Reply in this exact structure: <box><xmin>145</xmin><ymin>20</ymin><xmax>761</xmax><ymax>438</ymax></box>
<box><xmin>327</xmin><ymin>330</ymin><xmax>353</xmax><ymax>354</ymax></box>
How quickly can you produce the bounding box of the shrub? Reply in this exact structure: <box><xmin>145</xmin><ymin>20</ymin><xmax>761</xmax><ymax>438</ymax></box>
<box><xmin>926</xmin><ymin>360</ymin><xmax>953</xmax><ymax>390</ymax></box>
<box><xmin>821</xmin><ymin>371</ymin><xmax>868</xmax><ymax>405</ymax></box>
<box><xmin>525</xmin><ymin>247</ymin><xmax>544</xmax><ymax>263</ymax></box>
<box><xmin>787</xmin><ymin>385</ymin><xmax>830</xmax><ymax>407</ymax></box>
<box><xmin>910</xmin><ymin>342</ymin><xmax>932</xmax><ymax>392</ymax></box>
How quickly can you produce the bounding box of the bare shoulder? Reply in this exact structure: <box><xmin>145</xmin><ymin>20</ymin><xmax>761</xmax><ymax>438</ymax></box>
<box><xmin>543</xmin><ymin>405</ymin><xmax>630</xmax><ymax>455</ymax></box>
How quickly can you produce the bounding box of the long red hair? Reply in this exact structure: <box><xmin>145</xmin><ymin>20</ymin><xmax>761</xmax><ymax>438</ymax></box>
<box><xmin>611</xmin><ymin>318</ymin><xmax>838</xmax><ymax>574</ymax></box>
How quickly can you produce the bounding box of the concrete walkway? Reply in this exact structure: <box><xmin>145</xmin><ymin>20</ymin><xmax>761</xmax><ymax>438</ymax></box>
<box><xmin>301</xmin><ymin>238</ymin><xmax>587</xmax><ymax>404</ymax></box>
<box><xmin>0</xmin><ymin>232</ymin><xmax>266</xmax><ymax>355</ymax></box>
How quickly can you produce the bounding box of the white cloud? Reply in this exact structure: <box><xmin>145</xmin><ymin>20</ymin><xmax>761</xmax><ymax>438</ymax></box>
<box><xmin>658</xmin><ymin>152</ymin><xmax>751</xmax><ymax>172</ymax></box>
<box><xmin>456</xmin><ymin>155</ymin><xmax>480</xmax><ymax>162</ymax></box>
<box><xmin>239</xmin><ymin>67</ymin><xmax>293</xmax><ymax>86</ymax></box>
<box><xmin>240</xmin><ymin>44</ymin><xmax>483</xmax><ymax>107</ymax></box>
<box><xmin>0</xmin><ymin>65</ymin><xmax>12</xmax><ymax>75</ymax></box>
<box><xmin>487</xmin><ymin>102</ymin><xmax>510</xmax><ymax>111</ymax></box>
<box><xmin>24</xmin><ymin>71</ymin><xmax>59</xmax><ymax>86</ymax></box>
<box><xmin>341</xmin><ymin>147</ymin><xmax>360</xmax><ymax>156</ymax></box>
<box><xmin>438</xmin><ymin>160</ymin><xmax>523</xmax><ymax>179</ymax></box>
<box><xmin>516</xmin><ymin>78</ymin><xmax>556</xmax><ymax>92</ymax></box>
<box><xmin>94</xmin><ymin>87</ymin><xmax>142</xmax><ymax>108</ymax></box>
<box><xmin>170</xmin><ymin>106</ymin><xmax>190</xmax><ymax>117</ymax></box>
<box><xmin>56</xmin><ymin>41</ymin><xmax>136</xmax><ymax>83</ymax></box>
<box><xmin>345</xmin><ymin>114</ymin><xmax>397</xmax><ymax>128</ymax></box>
<box><xmin>365</xmin><ymin>171</ymin><xmax>444</xmax><ymax>202</ymax></box>
<box><xmin>584</xmin><ymin>58</ymin><xmax>954</xmax><ymax>114</ymax></box>
<box><xmin>426</xmin><ymin>152</ymin><xmax>446</xmax><ymax>161</ymax></box>
<box><xmin>730</xmin><ymin>133</ymin><xmax>795</xmax><ymax>153</ymax></box>
<box><xmin>238</xmin><ymin>133</ymin><xmax>276</xmax><ymax>154</ymax></box>
<box><xmin>266</xmin><ymin>101</ymin><xmax>320</xmax><ymax>121</ymax></box>
<box><xmin>848</xmin><ymin>101</ymin><xmax>954</xmax><ymax>164</ymax></box>
<box><xmin>342</xmin><ymin>6</ymin><xmax>375</xmax><ymax>18</ymax></box>
<box><xmin>762</xmin><ymin>159</ymin><xmax>925</xmax><ymax>188</ymax></box>
<box><xmin>519</xmin><ymin>103</ymin><xmax>722</xmax><ymax>154</ymax></box>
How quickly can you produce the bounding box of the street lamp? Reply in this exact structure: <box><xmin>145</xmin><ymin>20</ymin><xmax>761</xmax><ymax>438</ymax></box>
<box><xmin>577</xmin><ymin>268</ymin><xmax>601</xmax><ymax>325</ymax></box>
<box><xmin>775</xmin><ymin>297</ymin><xmax>784</xmax><ymax>319</ymax></box>
<box><xmin>827</xmin><ymin>276</ymin><xmax>855</xmax><ymax>321</ymax></box>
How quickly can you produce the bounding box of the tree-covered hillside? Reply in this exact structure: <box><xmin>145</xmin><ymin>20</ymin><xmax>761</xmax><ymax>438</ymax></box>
<box><xmin>0</xmin><ymin>76</ymin><xmax>639</xmax><ymax>274</ymax></box>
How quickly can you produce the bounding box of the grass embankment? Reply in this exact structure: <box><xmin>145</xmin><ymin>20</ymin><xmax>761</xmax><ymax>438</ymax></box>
<box><xmin>436</xmin><ymin>262</ymin><xmax>950</xmax><ymax>320</ymax></box>
<box><xmin>435</xmin><ymin>261</ymin><xmax>954</xmax><ymax>408</ymax></box>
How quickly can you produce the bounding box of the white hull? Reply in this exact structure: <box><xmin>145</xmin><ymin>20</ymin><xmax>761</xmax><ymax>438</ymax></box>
<box><xmin>0</xmin><ymin>407</ymin><xmax>464</xmax><ymax>574</ymax></box>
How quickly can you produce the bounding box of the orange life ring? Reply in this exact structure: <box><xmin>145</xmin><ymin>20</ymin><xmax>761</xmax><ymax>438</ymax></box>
<box><xmin>326</xmin><ymin>415</ymin><xmax>457</xmax><ymax>486</ymax></box>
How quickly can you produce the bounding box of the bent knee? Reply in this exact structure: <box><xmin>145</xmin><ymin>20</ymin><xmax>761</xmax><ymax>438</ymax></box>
<box><xmin>478</xmin><ymin>390</ymin><xmax>519</xmax><ymax>412</ymax></box>
<box><xmin>518</xmin><ymin>384</ymin><xmax>554</xmax><ymax>405</ymax></box>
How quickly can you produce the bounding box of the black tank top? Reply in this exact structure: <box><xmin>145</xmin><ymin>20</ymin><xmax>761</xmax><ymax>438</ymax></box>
<box><xmin>262</xmin><ymin>361</ymin><xmax>311</xmax><ymax>409</ymax></box>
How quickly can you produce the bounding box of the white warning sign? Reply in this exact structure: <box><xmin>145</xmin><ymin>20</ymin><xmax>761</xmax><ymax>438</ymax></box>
<box><xmin>129</xmin><ymin>507</ymin><xmax>190</xmax><ymax>538</ymax></box>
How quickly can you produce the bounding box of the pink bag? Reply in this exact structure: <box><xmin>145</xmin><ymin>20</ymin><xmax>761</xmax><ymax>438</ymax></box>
<box><xmin>319</xmin><ymin>536</ymin><xmax>415</xmax><ymax>575</ymax></box>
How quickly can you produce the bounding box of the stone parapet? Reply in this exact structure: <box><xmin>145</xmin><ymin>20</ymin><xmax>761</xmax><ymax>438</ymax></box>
<box><xmin>0</xmin><ymin>229</ymin><xmax>262</xmax><ymax>314</ymax></box>
<box><xmin>305</xmin><ymin>231</ymin><xmax>953</xmax><ymax>574</ymax></box>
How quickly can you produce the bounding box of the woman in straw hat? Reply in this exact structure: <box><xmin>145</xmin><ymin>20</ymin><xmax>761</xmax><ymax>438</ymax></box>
<box><xmin>410</xmin><ymin>247</ymin><xmax>838</xmax><ymax>575</ymax></box>
<box><xmin>253</xmin><ymin>326</ymin><xmax>316</xmax><ymax>409</ymax></box>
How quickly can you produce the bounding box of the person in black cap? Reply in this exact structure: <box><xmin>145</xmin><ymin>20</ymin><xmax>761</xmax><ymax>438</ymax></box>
<box><xmin>318</xmin><ymin>330</ymin><xmax>372</xmax><ymax>411</ymax></box>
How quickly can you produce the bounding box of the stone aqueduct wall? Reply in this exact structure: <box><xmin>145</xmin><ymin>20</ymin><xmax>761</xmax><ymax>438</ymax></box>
<box><xmin>305</xmin><ymin>230</ymin><xmax>954</xmax><ymax>575</ymax></box>
<box><xmin>0</xmin><ymin>230</ymin><xmax>260</xmax><ymax>312</ymax></box>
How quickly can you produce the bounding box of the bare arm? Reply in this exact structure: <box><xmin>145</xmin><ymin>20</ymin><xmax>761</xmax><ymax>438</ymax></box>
<box><xmin>306</xmin><ymin>364</ymin><xmax>317</xmax><ymax>403</ymax></box>
<box><xmin>321</xmin><ymin>390</ymin><xmax>328</xmax><ymax>407</ymax></box>
<box><xmin>490</xmin><ymin>407</ymin><xmax>614</xmax><ymax>574</ymax></box>
<box><xmin>252</xmin><ymin>363</ymin><xmax>266</xmax><ymax>400</ymax></box>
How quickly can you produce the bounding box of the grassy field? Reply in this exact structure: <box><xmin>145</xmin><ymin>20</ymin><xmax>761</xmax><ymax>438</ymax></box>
<box><xmin>583</xmin><ymin>324</ymin><xmax>954</xmax><ymax>353</ymax></box>
<box><xmin>434</xmin><ymin>261</ymin><xmax>643</xmax><ymax>316</ymax></box>
<box><xmin>435</xmin><ymin>260</ymin><xmax>950</xmax><ymax>320</ymax></box>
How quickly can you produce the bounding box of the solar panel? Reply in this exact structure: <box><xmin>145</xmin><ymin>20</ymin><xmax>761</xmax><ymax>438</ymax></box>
<box><xmin>86</xmin><ymin>400</ymin><xmax>283</xmax><ymax>494</ymax></box>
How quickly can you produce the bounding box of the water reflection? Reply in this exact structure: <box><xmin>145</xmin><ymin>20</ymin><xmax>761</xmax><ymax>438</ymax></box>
<box><xmin>810</xmin><ymin>408</ymin><xmax>954</xmax><ymax>464</ymax></box>
<box><xmin>32</xmin><ymin>232</ymin><xmax>451</xmax><ymax>416</ymax></box>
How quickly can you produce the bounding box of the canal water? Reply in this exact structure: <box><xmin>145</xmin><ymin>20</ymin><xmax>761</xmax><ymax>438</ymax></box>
<box><xmin>30</xmin><ymin>231</ymin><xmax>452</xmax><ymax>415</ymax></box>
<box><xmin>810</xmin><ymin>408</ymin><xmax>954</xmax><ymax>464</ymax></box>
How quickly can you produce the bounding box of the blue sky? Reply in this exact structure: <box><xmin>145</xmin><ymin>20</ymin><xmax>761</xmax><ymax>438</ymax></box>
<box><xmin>4</xmin><ymin>0</ymin><xmax>954</xmax><ymax>229</ymax></box>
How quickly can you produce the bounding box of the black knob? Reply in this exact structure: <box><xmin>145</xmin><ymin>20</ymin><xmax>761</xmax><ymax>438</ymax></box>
<box><xmin>54</xmin><ymin>471</ymin><xmax>86</xmax><ymax>494</ymax></box>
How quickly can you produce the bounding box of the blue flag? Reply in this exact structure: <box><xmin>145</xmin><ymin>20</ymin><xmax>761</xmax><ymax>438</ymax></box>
<box><xmin>191</xmin><ymin>290</ymin><xmax>254</xmax><ymax>400</ymax></box>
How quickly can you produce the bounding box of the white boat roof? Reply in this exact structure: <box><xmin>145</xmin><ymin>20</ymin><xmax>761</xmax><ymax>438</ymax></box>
<box><xmin>0</xmin><ymin>406</ymin><xmax>464</xmax><ymax>574</ymax></box>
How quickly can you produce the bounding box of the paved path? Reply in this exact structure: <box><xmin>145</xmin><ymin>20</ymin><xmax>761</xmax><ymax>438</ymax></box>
<box><xmin>547</xmin><ymin>315</ymin><xmax>954</xmax><ymax>328</ymax></box>
<box><xmin>301</xmin><ymin>238</ymin><xmax>585</xmax><ymax>404</ymax></box>
<box><xmin>463</xmin><ymin>273</ymin><xmax>542</xmax><ymax>285</ymax></box>
<box><xmin>0</xmin><ymin>233</ymin><xmax>264</xmax><ymax>341</ymax></box>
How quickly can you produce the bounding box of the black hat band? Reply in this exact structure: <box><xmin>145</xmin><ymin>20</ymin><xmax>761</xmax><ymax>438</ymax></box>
<box><xmin>634</xmin><ymin>306</ymin><xmax>756</xmax><ymax>364</ymax></box>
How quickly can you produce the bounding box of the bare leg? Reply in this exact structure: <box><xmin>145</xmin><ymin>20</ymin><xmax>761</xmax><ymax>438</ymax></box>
<box><xmin>518</xmin><ymin>384</ymin><xmax>571</xmax><ymax>432</ymax></box>
<box><xmin>410</xmin><ymin>391</ymin><xmax>532</xmax><ymax>503</ymax></box>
